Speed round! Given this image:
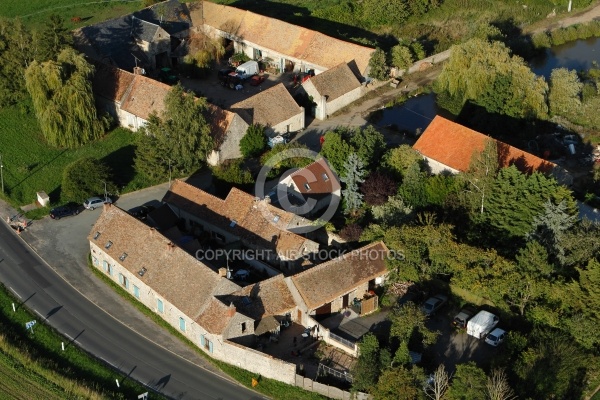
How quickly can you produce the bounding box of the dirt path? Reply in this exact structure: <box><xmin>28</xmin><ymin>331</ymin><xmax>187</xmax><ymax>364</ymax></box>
<box><xmin>527</xmin><ymin>1</ymin><xmax>600</xmax><ymax>34</ymax></box>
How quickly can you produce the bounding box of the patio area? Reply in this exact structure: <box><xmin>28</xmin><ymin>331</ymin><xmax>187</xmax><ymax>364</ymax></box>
<box><xmin>319</xmin><ymin>306</ymin><xmax>392</xmax><ymax>342</ymax></box>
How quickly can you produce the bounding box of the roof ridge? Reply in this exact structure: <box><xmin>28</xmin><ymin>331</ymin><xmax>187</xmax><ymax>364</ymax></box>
<box><xmin>288</xmin><ymin>157</ymin><xmax>326</xmax><ymax>178</ymax></box>
<box><xmin>172</xmin><ymin>179</ymin><xmax>226</xmax><ymax>204</ymax></box>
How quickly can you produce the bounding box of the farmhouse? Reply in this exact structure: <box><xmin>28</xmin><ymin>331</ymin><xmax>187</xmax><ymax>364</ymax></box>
<box><xmin>298</xmin><ymin>62</ymin><xmax>363</xmax><ymax>120</ymax></box>
<box><xmin>413</xmin><ymin>115</ymin><xmax>572</xmax><ymax>184</ymax></box>
<box><xmin>231</xmin><ymin>83</ymin><xmax>305</xmax><ymax>136</ymax></box>
<box><xmin>192</xmin><ymin>1</ymin><xmax>375</xmax><ymax>78</ymax></box>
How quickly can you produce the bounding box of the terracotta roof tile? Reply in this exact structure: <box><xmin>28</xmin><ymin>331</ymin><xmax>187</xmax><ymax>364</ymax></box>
<box><xmin>120</xmin><ymin>74</ymin><xmax>171</xmax><ymax>120</ymax></box>
<box><xmin>162</xmin><ymin>180</ymin><xmax>315</xmax><ymax>258</ymax></box>
<box><xmin>194</xmin><ymin>297</ymin><xmax>234</xmax><ymax>334</ymax></box>
<box><xmin>205</xmin><ymin>104</ymin><xmax>235</xmax><ymax>149</ymax></box>
<box><xmin>291</xmin><ymin>242</ymin><xmax>389</xmax><ymax>310</ymax></box>
<box><xmin>413</xmin><ymin>116</ymin><xmax>556</xmax><ymax>174</ymax></box>
<box><xmin>290</xmin><ymin>158</ymin><xmax>341</xmax><ymax>196</ymax></box>
<box><xmin>89</xmin><ymin>205</ymin><xmax>240</xmax><ymax>318</ymax></box>
<box><xmin>304</xmin><ymin>62</ymin><xmax>361</xmax><ymax>101</ymax></box>
<box><xmin>231</xmin><ymin>83</ymin><xmax>302</xmax><ymax>127</ymax></box>
<box><xmin>221</xmin><ymin>275</ymin><xmax>296</xmax><ymax>320</ymax></box>
<box><xmin>196</xmin><ymin>1</ymin><xmax>374</xmax><ymax>74</ymax></box>
<box><xmin>91</xmin><ymin>61</ymin><xmax>135</xmax><ymax>102</ymax></box>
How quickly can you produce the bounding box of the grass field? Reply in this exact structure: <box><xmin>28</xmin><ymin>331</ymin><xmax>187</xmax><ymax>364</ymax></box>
<box><xmin>0</xmin><ymin>0</ymin><xmax>141</xmax><ymax>30</ymax></box>
<box><xmin>0</xmin><ymin>103</ymin><xmax>151</xmax><ymax>207</ymax></box>
<box><xmin>0</xmin><ymin>282</ymin><xmax>161</xmax><ymax>399</ymax></box>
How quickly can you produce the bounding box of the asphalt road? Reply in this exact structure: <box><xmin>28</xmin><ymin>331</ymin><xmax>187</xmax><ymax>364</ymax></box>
<box><xmin>0</xmin><ymin>221</ymin><xmax>264</xmax><ymax>400</ymax></box>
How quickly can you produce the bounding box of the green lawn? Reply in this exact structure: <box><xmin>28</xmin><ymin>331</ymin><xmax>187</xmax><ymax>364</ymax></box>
<box><xmin>0</xmin><ymin>103</ymin><xmax>151</xmax><ymax>207</ymax></box>
<box><xmin>0</xmin><ymin>282</ymin><xmax>162</xmax><ymax>399</ymax></box>
<box><xmin>0</xmin><ymin>0</ymin><xmax>142</xmax><ymax>30</ymax></box>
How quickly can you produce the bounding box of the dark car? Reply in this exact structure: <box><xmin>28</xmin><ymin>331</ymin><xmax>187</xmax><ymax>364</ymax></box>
<box><xmin>127</xmin><ymin>205</ymin><xmax>156</xmax><ymax>220</ymax></box>
<box><xmin>249</xmin><ymin>74</ymin><xmax>265</xmax><ymax>86</ymax></box>
<box><xmin>50</xmin><ymin>203</ymin><xmax>83</xmax><ymax>220</ymax></box>
<box><xmin>218</xmin><ymin>69</ymin><xmax>243</xmax><ymax>89</ymax></box>
<box><xmin>159</xmin><ymin>68</ymin><xmax>179</xmax><ymax>85</ymax></box>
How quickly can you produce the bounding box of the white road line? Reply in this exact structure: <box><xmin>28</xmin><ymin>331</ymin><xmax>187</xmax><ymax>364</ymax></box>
<box><xmin>8</xmin><ymin>287</ymin><xmax>21</xmax><ymax>298</ymax></box>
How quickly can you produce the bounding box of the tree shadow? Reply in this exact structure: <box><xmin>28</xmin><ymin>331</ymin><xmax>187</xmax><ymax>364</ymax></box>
<box><xmin>100</xmin><ymin>144</ymin><xmax>136</xmax><ymax>188</ymax></box>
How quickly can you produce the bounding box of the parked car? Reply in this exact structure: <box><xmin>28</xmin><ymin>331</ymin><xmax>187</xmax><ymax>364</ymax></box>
<box><xmin>249</xmin><ymin>74</ymin><xmax>265</xmax><ymax>86</ymax></box>
<box><xmin>268</xmin><ymin>134</ymin><xmax>290</xmax><ymax>148</ymax></box>
<box><xmin>421</xmin><ymin>294</ymin><xmax>448</xmax><ymax>316</ymax></box>
<box><xmin>158</xmin><ymin>67</ymin><xmax>178</xmax><ymax>85</ymax></box>
<box><xmin>484</xmin><ymin>328</ymin><xmax>506</xmax><ymax>346</ymax></box>
<box><xmin>233</xmin><ymin>269</ymin><xmax>250</xmax><ymax>280</ymax></box>
<box><xmin>127</xmin><ymin>205</ymin><xmax>156</xmax><ymax>220</ymax></box>
<box><xmin>50</xmin><ymin>203</ymin><xmax>83</xmax><ymax>220</ymax></box>
<box><xmin>218</xmin><ymin>70</ymin><xmax>243</xmax><ymax>89</ymax></box>
<box><xmin>83</xmin><ymin>196</ymin><xmax>112</xmax><ymax>210</ymax></box>
<box><xmin>452</xmin><ymin>305</ymin><xmax>477</xmax><ymax>329</ymax></box>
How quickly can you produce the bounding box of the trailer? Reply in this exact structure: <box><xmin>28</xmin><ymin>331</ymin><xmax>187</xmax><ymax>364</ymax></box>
<box><xmin>466</xmin><ymin>310</ymin><xmax>499</xmax><ymax>339</ymax></box>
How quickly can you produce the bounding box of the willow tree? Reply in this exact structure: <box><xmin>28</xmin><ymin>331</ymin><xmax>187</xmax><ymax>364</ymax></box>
<box><xmin>436</xmin><ymin>39</ymin><xmax>548</xmax><ymax>119</ymax></box>
<box><xmin>25</xmin><ymin>48</ymin><xmax>103</xmax><ymax>148</ymax></box>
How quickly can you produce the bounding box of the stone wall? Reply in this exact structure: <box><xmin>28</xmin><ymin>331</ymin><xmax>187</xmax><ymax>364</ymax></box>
<box><xmin>295</xmin><ymin>375</ymin><xmax>371</xmax><ymax>400</ymax></box>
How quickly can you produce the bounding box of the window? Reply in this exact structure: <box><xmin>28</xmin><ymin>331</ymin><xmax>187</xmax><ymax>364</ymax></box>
<box><xmin>157</xmin><ymin>299</ymin><xmax>164</xmax><ymax>313</ymax></box>
<box><xmin>229</xmin><ymin>220</ymin><xmax>237</xmax><ymax>228</ymax></box>
<box><xmin>93</xmin><ymin>231</ymin><xmax>101</xmax><ymax>240</ymax></box>
<box><xmin>92</xmin><ymin>256</ymin><xmax>99</xmax><ymax>266</ymax></box>
<box><xmin>241</xmin><ymin>322</ymin><xmax>247</xmax><ymax>333</ymax></box>
<box><xmin>118</xmin><ymin>273</ymin><xmax>129</xmax><ymax>289</ymax></box>
<box><xmin>119</xmin><ymin>253</ymin><xmax>128</xmax><ymax>261</ymax></box>
<box><xmin>105</xmin><ymin>241</ymin><xmax>113</xmax><ymax>249</ymax></box>
<box><xmin>138</xmin><ymin>267</ymin><xmax>147</xmax><ymax>277</ymax></box>
<box><xmin>273</xmin><ymin>215</ymin><xmax>280</xmax><ymax>223</ymax></box>
<box><xmin>304</xmin><ymin>183</ymin><xmax>311</xmax><ymax>191</ymax></box>
<box><xmin>107</xmin><ymin>264</ymin><xmax>113</xmax><ymax>276</ymax></box>
<box><xmin>102</xmin><ymin>260</ymin><xmax>108</xmax><ymax>272</ymax></box>
<box><xmin>133</xmin><ymin>285</ymin><xmax>140</xmax><ymax>299</ymax></box>
<box><xmin>179</xmin><ymin>317</ymin><xmax>186</xmax><ymax>332</ymax></box>
<box><xmin>322</xmin><ymin>173</ymin><xmax>329</xmax><ymax>181</ymax></box>
<box><xmin>200</xmin><ymin>334</ymin><xmax>213</xmax><ymax>353</ymax></box>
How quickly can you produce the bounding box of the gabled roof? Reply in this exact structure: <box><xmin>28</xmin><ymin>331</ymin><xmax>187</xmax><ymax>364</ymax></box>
<box><xmin>289</xmin><ymin>158</ymin><xmax>341</xmax><ymax>195</ymax></box>
<box><xmin>120</xmin><ymin>74</ymin><xmax>171</xmax><ymax>121</ymax></box>
<box><xmin>162</xmin><ymin>180</ymin><xmax>314</xmax><ymax>257</ymax></box>
<box><xmin>231</xmin><ymin>83</ymin><xmax>302</xmax><ymax>128</ymax></box>
<box><xmin>291</xmin><ymin>242</ymin><xmax>389</xmax><ymax>310</ymax></box>
<box><xmin>194</xmin><ymin>297</ymin><xmax>234</xmax><ymax>335</ymax></box>
<box><xmin>220</xmin><ymin>274</ymin><xmax>296</xmax><ymax>321</ymax></box>
<box><xmin>195</xmin><ymin>1</ymin><xmax>374</xmax><ymax>74</ymax></box>
<box><xmin>133</xmin><ymin>0</ymin><xmax>191</xmax><ymax>36</ymax></box>
<box><xmin>88</xmin><ymin>205</ymin><xmax>240</xmax><ymax>318</ymax></box>
<box><xmin>413</xmin><ymin>115</ymin><xmax>556</xmax><ymax>174</ymax></box>
<box><xmin>205</xmin><ymin>104</ymin><xmax>236</xmax><ymax>149</ymax></box>
<box><xmin>304</xmin><ymin>62</ymin><xmax>361</xmax><ymax>101</ymax></box>
<box><xmin>131</xmin><ymin>16</ymin><xmax>163</xmax><ymax>43</ymax></box>
<box><xmin>91</xmin><ymin>61</ymin><xmax>135</xmax><ymax>102</ymax></box>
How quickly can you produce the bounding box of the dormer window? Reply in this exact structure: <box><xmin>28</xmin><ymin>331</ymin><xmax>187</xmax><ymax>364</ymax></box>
<box><xmin>304</xmin><ymin>183</ymin><xmax>311</xmax><ymax>191</ymax></box>
<box><xmin>230</xmin><ymin>220</ymin><xmax>237</xmax><ymax>228</ymax></box>
<box><xmin>119</xmin><ymin>253</ymin><xmax>128</xmax><ymax>261</ymax></box>
<box><xmin>105</xmin><ymin>241</ymin><xmax>113</xmax><ymax>249</ymax></box>
<box><xmin>94</xmin><ymin>231</ymin><xmax>101</xmax><ymax>240</ymax></box>
<box><xmin>273</xmin><ymin>215</ymin><xmax>280</xmax><ymax>223</ymax></box>
<box><xmin>138</xmin><ymin>267</ymin><xmax>147</xmax><ymax>277</ymax></box>
<box><xmin>322</xmin><ymin>173</ymin><xmax>329</xmax><ymax>181</ymax></box>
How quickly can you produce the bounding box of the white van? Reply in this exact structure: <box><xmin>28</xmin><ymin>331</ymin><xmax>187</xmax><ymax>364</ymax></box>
<box><xmin>466</xmin><ymin>310</ymin><xmax>499</xmax><ymax>339</ymax></box>
<box><xmin>235</xmin><ymin>61</ymin><xmax>259</xmax><ymax>80</ymax></box>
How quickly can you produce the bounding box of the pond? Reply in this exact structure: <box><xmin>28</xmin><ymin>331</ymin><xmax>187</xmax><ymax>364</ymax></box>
<box><xmin>370</xmin><ymin>92</ymin><xmax>441</xmax><ymax>136</ymax></box>
<box><xmin>530</xmin><ymin>36</ymin><xmax>600</xmax><ymax>80</ymax></box>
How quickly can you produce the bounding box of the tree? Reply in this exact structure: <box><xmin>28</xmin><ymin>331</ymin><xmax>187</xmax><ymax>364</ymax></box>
<box><xmin>383</xmin><ymin>145</ymin><xmax>423</xmax><ymax>179</ymax></box>
<box><xmin>320</xmin><ymin>131</ymin><xmax>353</xmax><ymax>174</ymax></box>
<box><xmin>398</xmin><ymin>163</ymin><xmax>428</xmax><ymax>208</ymax></box>
<box><xmin>486</xmin><ymin>369</ymin><xmax>516</xmax><ymax>400</ymax></box>
<box><xmin>61</xmin><ymin>157</ymin><xmax>115</xmax><ymax>203</ymax></box>
<box><xmin>211</xmin><ymin>159</ymin><xmax>254</xmax><ymax>185</ymax></box>
<box><xmin>339</xmin><ymin>223</ymin><xmax>363</xmax><ymax>242</ymax></box>
<box><xmin>352</xmin><ymin>333</ymin><xmax>381</xmax><ymax>392</ymax></box>
<box><xmin>529</xmin><ymin>199</ymin><xmax>578</xmax><ymax>266</ymax></box>
<box><xmin>390</xmin><ymin>302</ymin><xmax>439</xmax><ymax>350</ymax></box>
<box><xmin>447</xmin><ymin>362</ymin><xmax>487</xmax><ymax>400</ymax></box>
<box><xmin>361</xmin><ymin>172</ymin><xmax>397</xmax><ymax>206</ymax></box>
<box><xmin>371</xmin><ymin>195</ymin><xmax>413</xmax><ymax>227</ymax></box>
<box><xmin>349</xmin><ymin>125</ymin><xmax>386</xmax><ymax>169</ymax></box>
<box><xmin>391</xmin><ymin>44</ymin><xmax>414</xmax><ymax>70</ymax></box>
<box><xmin>436</xmin><ymin>39</ymin><xmax>548</xmax><ymax>119</ymax></box>
<box><xmin>372</xmin><ymin>366</ymin><xmax>425</xmax><ymax>400</ymax></box>
<box><xmin>368</xmin><ymin>48</ymin><xmax>389</xmax><ymax>81</ymax></box>
<box><xmin>239</xmin><ymin>124</ymin><xmax>267</xmax><ymax>158</ymax></box>
<box><xmin>424</xmin><ymin>364</ymin><xmax>451</xmax><ymax>400</ymax></box>
<box><xmin>361</xmin><ymin>0</ymin><xmax>409</xmax><ymax>28</ymax></box>
<box><xmin>25</xmin><ymin>48</ymin><xmax>104</xmax><ymax>148</ymax></box>
<box><xmin>341</xmin><ymin>153</ymin><xmax>366</xmax><ymax>215</ymax></box>
<box><xmin>135</xmin><ymin>84</ymin><xmax>213</xmax><ymax>180</ymax></box>
<box><xmin>260</xmin><ymin>142</ymin><xmax>311</xmax><ymax>178</ymax></box>
<box><xmin>548</xmin><ymin>68</ymin><xmax>582</xmax><ymax>117</ymax></box>
<box><xmin>460</xmin><ymin>139</ymin><xmax>498</xmax><ymax>216</ymax></box>
<box><xmin>0</xmin><ymin>19</ymin><xmax>35</xmax><ymax>106</ymax></box>
<box><xmin>37</xmin><ymin>14</ymin><xmax>73</xmax><ymax>62</ymax></box>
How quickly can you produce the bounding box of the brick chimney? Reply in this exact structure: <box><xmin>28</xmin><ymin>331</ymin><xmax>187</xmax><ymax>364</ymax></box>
<box><xmin>227</xmin><ymin>302</ymin><xmax>236</xmax><ymax>317</ymax></box>
<box><xmin>103</xmin><ymin>202</ymin><xmax>112</xmax><ymax>211</ymax></box>
<box><xmin>167</xmin><ymin>242</ymin><xmax>175</xmax><ymax>251</ymax></box>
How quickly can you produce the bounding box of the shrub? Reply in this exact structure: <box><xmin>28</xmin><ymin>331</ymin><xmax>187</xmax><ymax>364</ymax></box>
<box><xmin>340</xmin><ymin>223</ymin><xmax>364</xmax><ymax>242</ymax></box>
<box><xmin>211</xmin><ymin>159</ymin><xmax>253</xmax><ymax>185</ymax></box>
<box><xmin>360</xmin><ymin>171</ymin><xmax>397</xmax><ymax>206</ymax></box>
<box><xmin>240</xmin><ymin>124</ymin><xmax>267</xmax><ymax>158</ymax></box>
<box><xmin>61</xmin><ymin>157</ymin><xmax>115</xmax><ymax>203</ymax></box>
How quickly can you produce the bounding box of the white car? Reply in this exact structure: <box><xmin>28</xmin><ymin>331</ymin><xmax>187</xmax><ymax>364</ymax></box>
<box><xmin>83</xmin><ymin>196</ymin><xmax>112</xmax><ymax>210</ymax></box>
<box><xmin>268</xmin><ymin>135</ymin><xmax>288</xmax><ymax>148</ymax></box>
<box><xmin>421</xmin><ymin>294</ymin><xmax>448</xmax><ymax>316</ymax></box>
<box><xmin>485</xmin><ymin>328</ymin><xmax>506</xmax><ymax>346</ymax></box>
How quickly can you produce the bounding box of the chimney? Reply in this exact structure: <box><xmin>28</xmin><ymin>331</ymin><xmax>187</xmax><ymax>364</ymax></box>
<box><xmin>167</xmin><ymin>242</ymin><xmax>175</xmax><ymax>251</ymax></box>
<box><xmin>103</xmin><ymin>202</ymin><xmax>112</xmax><ymax>211</ymax></box>
<box><xmin>133</xmin><ymin>66</ymin><xmax>143</xmax><ymax>75</ymax></box>
<box><xmin>227</xmin><ymin>302</ymin><xmax>236</xmax><ymax>317</ymax></box>
<box><xmin>218</xmin><ymin>267</ymin><xmax>227</xmax><ymax>277</ymax></box>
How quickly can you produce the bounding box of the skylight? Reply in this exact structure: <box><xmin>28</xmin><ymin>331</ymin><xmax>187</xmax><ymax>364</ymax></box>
<box><xmin>105</xmin><ymin>241</ymin><xmax>113</xmax><ymax>249</ymax></box>
<box><xmin>94</xmin><ymin>231</ymin><xmax>101</xmax><ymax>240</ymax></box>
<box><xmin>138</xmin><ymin>267</ymin><xmax>147</xmax><ymax>277</ymax></box>
<box><xmin>119</xmin><ymin>253</ymin><xmax>128</xmax><ymax>261</ymax></box>
<box><xmin>304</xmin><ymin>183</ymin><xmax>311</xmax><ymax>191</ymax></box>
<box><xmin>230</xmin><ymin>220</ymin><xmax>237</xmax><ymax>228</ymax></box>
<box><xmin>322</xmin><ymin>173</ymin><xmax>329</xmax><ymax>181</ymax></box>
<box><xmin>273</xmin><ymin>215</ymin><xmax>280</xmax><ymax>223</ymax></box>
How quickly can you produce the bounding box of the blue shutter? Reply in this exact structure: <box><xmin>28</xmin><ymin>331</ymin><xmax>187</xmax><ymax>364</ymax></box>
<box><xmin>118</xmin><ymin>273</ymin><xmax>124</xmax><ymax>284</ymax></box>
<box><xmin>208</xmin><ymin>341</ymin><xmax>213</xmax><ymax>353</ymax></box>
<box><xmin>102</xmin><ymin>260</ymin><xmax>108</xmax><ymax>271</ymax></box>
<box><xmin>200</xmin><ymin>334</ymin><xmax>205</xmax><ymax>347</ymax></box>
<box><xmin>133</xmin><ymin>285</ymin><xmax>140</xmax><ymax>298</ymax></box>
<box><xmin>179</xmin><ymin>317</ymin><xmax>186</xmax><ymax>331</ymax></box>
<box><xmin>157</xmin><ymin>299</ymin><xmax>164</xmax><ymax>313</ymax></box>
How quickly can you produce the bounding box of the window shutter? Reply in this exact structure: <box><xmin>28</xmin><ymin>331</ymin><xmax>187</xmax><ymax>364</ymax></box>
<box><xmin>102</xmin><ymin>260</ymin><xmax>108</xmax><ymax>271</ymax></box>
<box><xmin>208</xmin><ymin>341</ymin><xmax>213</xmax><ymax>353</ymax></box>
<box><xmin>118</xmin><ymin>273</ymin><xmax>124</xmax><ymax>284</ymax></box>
<box><xmin>200</xmin><ymin>334</ymin><xmax>205</xmax><ymax>347</ymax></box>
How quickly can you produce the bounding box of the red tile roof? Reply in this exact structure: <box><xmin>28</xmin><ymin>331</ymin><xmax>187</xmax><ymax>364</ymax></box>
<box><xmin>231</xmin><ymin>83</ymin><xmax>302</xmax><ymax>127</ymax></box>
<box><xmin>91</xmin><ymin>61</ymin><xmax>135</xmax><ymax>102</ymax></box>
<box><xmin>413</xmin><ymin>115</ymin><xmax>556</xmax><ymax>174</ymax></box>
<box><xmin>120</xmin><ymin>74</ymin><xmax>171</xmax><ymax>120</ymax></box>
<box><xmin>289</xmin><ymin>158</ymin><xmax>341</xmax><ymax>195</ymax></box>
<box><xmin>304</xmin><ymin>62</ymin><xmax>361</xmax><ymax>101</ymax></box>
<box><xmin>291</xmin><ymin>241</ymin><xmax>389</xmax><ymax>310</ymax></box>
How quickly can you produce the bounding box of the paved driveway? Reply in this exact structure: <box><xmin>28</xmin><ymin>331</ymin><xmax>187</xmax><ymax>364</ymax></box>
<box><xmin>0</xmin><ymin>183</ymin><xmax>227</xmax><ymax>378</ymax></box>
